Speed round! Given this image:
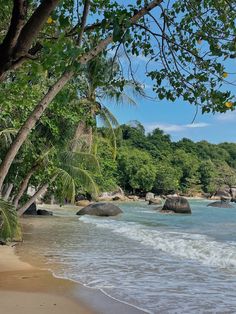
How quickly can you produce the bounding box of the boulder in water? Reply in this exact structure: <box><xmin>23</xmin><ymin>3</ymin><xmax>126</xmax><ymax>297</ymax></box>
<box><xmin>207</xmin><ymin>200</ymin><xmax>234</xmax><ymax>208</ymax></box>
<box><xmin>148</xmin><ymin>198</ymin><xmax>162</xmax><ymax>205</ymax></box>
<box><xmin>76</xmin><ymin>202</ymin><xmax>123</xmax><ymax>217</ymax></box>
<box><xmin>162</xmin><ymin>196</ymin><xmax>191</xmax><ymax>214</ymax></box>
<box><xmin>37</xmin><ymin>209</ymin><xmax>53</xmax><ymax>216</ymax></box>
<box><xmin>145</xmin><ymin>192</ymin><xmax>155</xmax><ymax>201</ymax></box>
<box><xmin>24</xmin><ymin>203</ymin><xmax>37</xmax><ymax>215</ymax></box>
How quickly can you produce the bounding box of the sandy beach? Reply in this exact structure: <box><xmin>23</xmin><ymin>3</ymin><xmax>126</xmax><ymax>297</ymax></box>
<box><xmin>0</xmin><ymin>240</ymin><xmax>146</xmax><ymax>314</ymax></box>
<box><xmin>0</xmin><ymin>245</ymin><xmax>95</xmax><ymax>314</ymax></box>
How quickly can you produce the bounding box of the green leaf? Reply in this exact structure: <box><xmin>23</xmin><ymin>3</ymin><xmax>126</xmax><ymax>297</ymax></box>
<box><xmin>0</xmin><ymin>198</ymin><xmax>21</xmax><ymax>241</ymax></box>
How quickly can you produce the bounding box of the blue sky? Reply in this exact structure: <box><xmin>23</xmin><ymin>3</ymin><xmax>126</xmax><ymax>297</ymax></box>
<box><xmin>104</xmin><ymin>50</ymin><xmax>236</xmax><ymax>144</ymax></box>
<box><xmin>104</xmin><ymin>1</ymin><xmax>236</xmax><ymax>144</ymax></box>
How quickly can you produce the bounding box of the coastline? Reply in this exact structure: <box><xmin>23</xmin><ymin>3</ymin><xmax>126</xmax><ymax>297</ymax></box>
<box><xmin>0</xmin><ymin>245</ymin><xmax>95</xmax><ymax>314</ymax></box>
<box><xmin>0</xmin><ymin>221</ymin><xmax>147</xmax><ymax>314</ymax></box>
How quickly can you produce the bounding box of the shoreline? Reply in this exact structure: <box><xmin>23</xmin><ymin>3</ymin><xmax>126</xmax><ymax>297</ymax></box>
<box><xmin>0</xmin><ymin>232</ymin><xmax>147</xmax><ymax>314</ymax></box>
<box><xmin>0</xmin><ymin>245</ymin><xmax>95</xmax><ymax>314</ymax></box>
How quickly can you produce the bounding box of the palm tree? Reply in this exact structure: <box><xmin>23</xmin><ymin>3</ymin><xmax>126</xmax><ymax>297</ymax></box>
<box><xmin>0</xmin><ymin>127</ymin><xmax>21</xmax><ymax>241</ymax></box>
<box><xmin>71</xmin><ymin>56</ymin><xmax>143</xmax><ymax>158</ymax></box>
<box><xmin>0</xmin><ymin>197</ymin><xmax>21</xmax><ymax>241</ymax></box>
<box><xmin>17</xmin><ymin>148</ymin><xmax>99</xmax><ymax>216</ymax></box>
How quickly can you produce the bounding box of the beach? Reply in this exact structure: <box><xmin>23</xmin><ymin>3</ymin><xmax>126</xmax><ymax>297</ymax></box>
<box><xmin>0</xmin><ymin>240</ymin><xmax>145</xmax><ymax>314</ymax></box>
<box><xmin>0</xmin><ymin>245</ymin><xmax>95</xmax><ymax>314</ymax></box>
<box><xmin>1</xmin><ymin>201</ymin><xmax>236</xmax><ymax>314</ymax></box>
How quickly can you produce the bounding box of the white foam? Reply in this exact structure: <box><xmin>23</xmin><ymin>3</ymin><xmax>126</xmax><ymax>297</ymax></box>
<box><xmin>79</xmin><ymin>216</ymin><xmax>236</xmax><ymax>269</ymax></box>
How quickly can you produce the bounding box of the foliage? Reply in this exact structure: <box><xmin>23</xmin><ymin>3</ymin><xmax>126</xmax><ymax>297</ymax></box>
<box><xmin>112</xmin><ymin>123</ymin><xmax>236</xmax><ymax>195</ymax></box>
<box><xmin>0</xmin><ymin>198</ymin><xmax>20</xmax><ymax>241</ymax></box>
<box><xmin>117</xmin><ymin>147</ymin><xmax>156</xmax><ymax>193</ymax></box>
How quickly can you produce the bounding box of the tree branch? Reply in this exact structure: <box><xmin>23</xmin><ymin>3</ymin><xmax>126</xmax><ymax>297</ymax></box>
<box><xmin>0</xmin><ymin>0</ymin><xmax>28</xmax><ymax>55</ymax></box>
<box><xmin>13</xmin><ymin>0</ymin><xmax>60</xmax><ymax>59</ymax></box>
<box><xmin>77</xmin><ymin>0</ymin><xmax>91</xmax><ymax>46</ymax></box>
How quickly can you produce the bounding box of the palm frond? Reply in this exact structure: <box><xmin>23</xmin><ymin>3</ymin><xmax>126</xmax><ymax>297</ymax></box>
<box><xmin>100</xmin><ymin>106</ymin><xmax>119</xmax><ymax>127</ymax></box>
<box><xmin>54</xmin><ymin>168</ymin><xmax>76</xmax><ymax>203</ymax></box>
<box><xmin>59</xmin><ymin>150</ymin><xmax>100</xmax><ymax>172</ymax></box>
<box><xmin>71</xmin><ymin>166</ymin><xmax>99</xmax><ymax>196</ymax></box>
<box><xmin>0</xmin><ymin>198</ymin><xmax>20</xmax><ymax>241</ymax></box>
<box><xmin>0</xmin><ymin>128</ymin><xmax>17</xmax><ymax>147</ymax></box>
<box><xmin>72</xmin><ymin>152</ymin><xmax>100</xmax><ymax>171</ymax></box>
<box><xmin>36</xmin><ymin>147</ymin><xmax>55</xmax><ymax>167</ymax></box>
<box><xmin>101</xmin><ymin>86</ymin><xmax>138</xmax><ymax>106</ymax></box>
<box><xmin>97</xmin><ymin>110</ymin><xmax>117</xmax><ymax>159</ymax></box>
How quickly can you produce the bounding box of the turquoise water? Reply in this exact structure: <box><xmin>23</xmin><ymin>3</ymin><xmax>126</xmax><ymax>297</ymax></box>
<box><xmin>22</xmin><ymin>200</ymin><xmax>236</xmax><ymax>313</ymax></box>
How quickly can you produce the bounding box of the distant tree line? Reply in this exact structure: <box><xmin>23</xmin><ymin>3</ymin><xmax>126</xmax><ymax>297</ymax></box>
<box><xmin>96</xmin><ymin>122</ymin><xmax>236</xmax><ymax>196</ymax></box>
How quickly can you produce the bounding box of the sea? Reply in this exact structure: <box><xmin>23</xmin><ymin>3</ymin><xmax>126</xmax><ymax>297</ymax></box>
<box><xmin>20</xmin><ymin>200</ymin><xmax>236</xmax><ymax>314</ymax></box>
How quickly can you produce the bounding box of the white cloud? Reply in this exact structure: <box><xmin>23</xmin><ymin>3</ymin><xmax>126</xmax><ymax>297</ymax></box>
<box><xmin>145</xmin><ymin>122</ymin><xmax>210</xmax><ymax>133</ymax></box>
<box><xmin>216</xmin><ymin>111</ymin><xmax>236</xmax><ymax>122</ymax></box>
<box><xmin>185</xmin><ymin>123</ymin><xmax>210</xmax><ymax>128</ymax></box>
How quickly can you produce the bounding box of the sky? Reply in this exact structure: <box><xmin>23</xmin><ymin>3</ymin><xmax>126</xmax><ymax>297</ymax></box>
<box><xmin>104</xmin><ymin>1</ymin><xmax>236</xmax><ymax>144</ymax></box>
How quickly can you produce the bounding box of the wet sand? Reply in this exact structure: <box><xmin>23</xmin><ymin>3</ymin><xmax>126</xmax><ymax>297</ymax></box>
<box><xmin>0</xmin><ymin>226</ymin><xmax>146</xmax><ymax>314</ymax></box>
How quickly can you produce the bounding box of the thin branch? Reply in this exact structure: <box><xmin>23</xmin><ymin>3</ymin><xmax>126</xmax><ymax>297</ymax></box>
<box><xmin>77</xmin><ymin>0</ymin><xmax>91</xmax><ymax>46</ymax></box>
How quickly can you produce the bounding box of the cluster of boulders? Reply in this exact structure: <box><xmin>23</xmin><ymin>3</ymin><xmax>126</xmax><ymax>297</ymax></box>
<box><xmin>23</xmin><ymin>185</ymin><xmax>236</xmax><ymax>219</ymax></box>
<box><xmin>207</xmin><ymin>188</ymin><xmax>236</xmax><ymax>208</ymax></box>
<box><xmin>97</xmin><ymin>187</ymin><xmax>127</xmax><ymax>202</ymax></box>
<box><xmin>24</xmin><ymin>203</ymin><xmax>53</xmax><ymax>216</ymax></box>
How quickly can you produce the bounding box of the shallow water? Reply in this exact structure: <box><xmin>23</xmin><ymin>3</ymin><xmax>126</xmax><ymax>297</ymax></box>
<box><xmin>20</xmin><ymin>201</ymin><xmax>236</xmax><ymax>313</ymax></box>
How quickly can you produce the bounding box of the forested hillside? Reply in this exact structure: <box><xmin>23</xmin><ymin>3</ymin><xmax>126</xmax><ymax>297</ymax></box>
<box><xmin>96</xmin><ymin>122</ymin><xmax>236</xmax><ymax>196</ymax></box>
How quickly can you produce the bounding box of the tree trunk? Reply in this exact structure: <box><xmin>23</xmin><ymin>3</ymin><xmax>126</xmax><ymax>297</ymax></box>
<box><xmin>71</xmin><ymin>121</ymin><xmax>93</xmax><ymax>152</ymax></box>
<box><xmin>0</xmin><ymin>0</ymin><xmax>161</xmax><ymax>191</ymax></box>
<box><xmin>17</xmin><ymin>174</ymin><xmax>57</xmax><ymax>216</ymax></box>
<box><xmin>0</xmin><ymin>70</ymin><xmax>73</xmax><ymax>191</ymax></box>
<box><xmin>3</xmin><ymin>183</ymin><xmax>14</xmax><ymax>201</ymax></box>
<box><xmin>13</xmin><ymin>166</ymin><xmax>38</xmax><ymax>208</ymax></box>
<box><xmin>0</xmin><ymin>0</ymin><xmax>60</xmax><ymax>80</ymax></box>
<box><xmin>17</xmin><ymin>183</ymin><xmax>48</xmax><ymax>216</ymax></box>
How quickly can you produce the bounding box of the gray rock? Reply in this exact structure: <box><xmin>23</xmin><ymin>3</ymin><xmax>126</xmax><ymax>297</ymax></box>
<box><xmin>207</xmin><ymin>200</ymin><xmax>234</xmax><ymax>208</ymax></box>
<box><xmin>153</xmin><ymin>206</ymin><xmax>163</xmax><ymax>211</ymax></box>
<box><xmin>24</xmin><ymin>203</ymin><xmax>37</xmax><ymax>215</ymax></box>
<box><xmin>162</xmin><ymin>196</ymin><xmax>191</xmax><ymax>214</ymax></box>
<box><xmin>148</xmin><ymin>198</ymin><xmax>162</xmax><ymax>205</ymax></box>
<box><xmin>37</xmin><ymin>209</ymin><xmax>53</xmax><ymax>216</ymax></box>
<box><xmin>76</xmin><ymin>202</ymin><xmax>123</xmax><ymax>217</ymax></box>
<box><xmin>215</xmin><ymin>190</ymin><xmax>231</xmax><ymax>200</ymax></box>
<box><xmin>145</xmin><ymin>192</ymin><xmax>155</xmax><ymax>201</ymax></box>
<box><xmin>230</xmin><ymin>187</ymin><xmax>236</xmax><ymax>199</ymax></box>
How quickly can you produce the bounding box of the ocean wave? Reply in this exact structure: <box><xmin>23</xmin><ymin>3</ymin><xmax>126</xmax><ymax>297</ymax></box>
<box><xmin>79</xmin><ymin>216</ymin><xmax>236</xmax><ymax>269</ymax></box>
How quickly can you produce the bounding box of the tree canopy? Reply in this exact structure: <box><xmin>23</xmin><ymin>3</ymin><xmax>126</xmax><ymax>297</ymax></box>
<box><xmin>0</xmin><ymin>0</ymin><xmax>235</xmax><ymax>240</ymax></box>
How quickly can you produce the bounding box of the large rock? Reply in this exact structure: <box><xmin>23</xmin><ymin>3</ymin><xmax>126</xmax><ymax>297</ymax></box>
<box><xmin>128</xmin><ymin>195</ymin><xmax>139</xmax><ymax>201</ymax></box>
<box><xmin>148</xmin><ymin>198</ymin><xmax>162</xmax><ymax>205</ymax></box>
<box><xmin>24</xmin><ymin>203</ymin><xmax>37</xmax><ymax>215</ymax></box>
<box><xmin>162</xmin><ymin>196</ymin><xmax>191</xmax><ymax>214</ymax></box>
<box><xmin>207</xmin><ymin>200</ymin><xmax>234</xmax><ymax>208</ymax></box>
<box><xmin>230</xmin><ymin>187</ymin><xmax>236</xmax><ymax>200</ymax></box>
<box><xmin>76</xmin><ymin>203</ymin><xmax>123</xmax><ymax>217</ymax></box>
<box><xmin>98</xmin><ymin>188</ymin><xmax>125</xmax><ymax>202</ymax></box>
<box><xmin>213</xmin><ymin>190</ymin><xmax>231</xmax><ymax>200</ymax></box>
<box><xmin>145</xmin><ymin>192</ymin><xmax>155</xmax><ymax>201</ymax></box>
<box><xmin>37</xmin><ymin>209</ymin><xmax>53</xmax><ymax>216</ymax></box>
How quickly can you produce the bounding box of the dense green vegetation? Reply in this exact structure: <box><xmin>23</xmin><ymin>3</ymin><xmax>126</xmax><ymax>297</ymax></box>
<box><xmin>0</xmin><ymin>0</ymin><xmax>235</xmax><ymax>240</ymax></box>
<box><xmin>97</xmin><ymin>122</ymin><xmax>236</xmax><ymax>196</ymax></box>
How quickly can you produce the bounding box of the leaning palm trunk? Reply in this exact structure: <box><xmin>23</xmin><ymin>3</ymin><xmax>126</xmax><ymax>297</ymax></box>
<box><xmin>3</xmin><ymin>183</ymin><xmax>13</xmax><ymax>201</ymax></box>
<box><xmin>0</xmin><ymin>0</ymin><xmax>160</xmax><ymax>191</ymax></box>
<box><xmin>13</xmin><ymin>165</ymin><xmax>39</xmax><ymax>208</ymax></box>
<box><xmin>72</xmin><ymin>121</ymin><xmax>93</xmax><ymax>152</ymax></box>
<box><xmin>17</xmin><ymin>174</ymin><xmax>57</xmax><ymax>216</ymax></box>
